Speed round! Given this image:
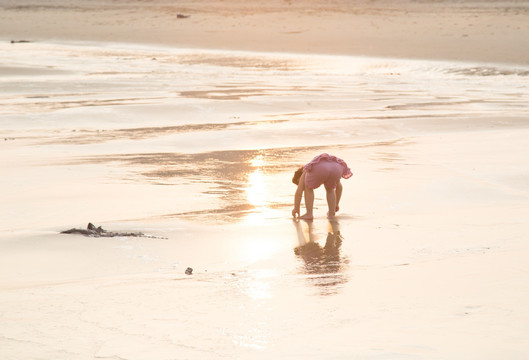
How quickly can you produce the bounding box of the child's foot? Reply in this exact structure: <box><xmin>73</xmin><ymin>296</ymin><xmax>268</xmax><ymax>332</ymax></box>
<box><xmin>299</xmin><ymin>213</ymin><xmax>313</xmax><ymax>221</ymax></box>
<box><xmin>327</xmin><ymin>211</ymin><xmax>336</xmax><ymax>219</ymax></box>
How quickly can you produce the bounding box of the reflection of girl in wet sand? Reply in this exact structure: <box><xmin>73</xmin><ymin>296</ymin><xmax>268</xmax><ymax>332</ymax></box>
<box><xmin>293</xmin><ymin>219</ymin><xmax>347</xmax><ymax>295</ymax></box>
<box><xmin>292</xmin><ymin>153</ymin><xmax>353</xmax><ymax>220</ymax></box>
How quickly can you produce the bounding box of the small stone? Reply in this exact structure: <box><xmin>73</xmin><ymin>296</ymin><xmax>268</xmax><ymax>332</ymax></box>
<box><xmin>185</xmin><ymin>267</ymin><xmax>193</xmax><ymax>275</ymax></box>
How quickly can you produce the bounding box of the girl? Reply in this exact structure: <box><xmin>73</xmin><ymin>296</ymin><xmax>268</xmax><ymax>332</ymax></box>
<box><xmin>292</xmin><ymin>153</ymin><xmax>353</xmax><ymax>220</ymax></box>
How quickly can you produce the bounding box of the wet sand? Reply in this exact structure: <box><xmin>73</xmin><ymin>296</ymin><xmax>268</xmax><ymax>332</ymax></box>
<box><xmin>1</xmin><ymin>1</ymin><xmax>529</xmax><ymax>359</ymax></box>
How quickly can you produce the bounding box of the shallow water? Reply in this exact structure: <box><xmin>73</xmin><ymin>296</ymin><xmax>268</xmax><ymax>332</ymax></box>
<box><xmin>2</xmin><ymin>41</ymin><xmax>528</xmax><ymax>226</ymax></box>
<box><xmin>1</xmin><ymin>41</ymin><xmax>529</xmax><ymax>359</ymax></box>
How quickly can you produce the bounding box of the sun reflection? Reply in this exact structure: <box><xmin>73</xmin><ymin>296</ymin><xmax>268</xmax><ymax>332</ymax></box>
<box><xmin>250</xmin><ymin>154</ymin><xmax>265</xmax><ymax>167</ymax></box>
<box><xmin>244</xmin><ymin>154</ymin><xmax>275</xmax><ymax>225</ymax></box>
<box><xmin>241</xmin><ymin>269</ymin><xmax>279</xmax><ymax>300</ymax></box>
<box><xmin>245</xmin><ymin>278</ymin><xmax>272</xmax><ymax>300</ymax></box>
<box><xmin>240</xmin><ymin>237</ymin><xmax>280</xmax><ymax>263</ymax></box>
<box><xmin>246</xmin><ymin>170</ymin><xmax>267</xmax><ymax>207</ymax></box>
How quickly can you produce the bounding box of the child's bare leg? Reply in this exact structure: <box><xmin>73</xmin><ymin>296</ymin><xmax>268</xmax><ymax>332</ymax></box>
<box><xmin>335</xmin><ymin>182</ymin><xmax>343</xmax><ymax>212</ymax></box>
<box><xmin>300</xmin><ymin>188</ymin><xmax>314</xmax><ymax>220</ymax></box>
<box><xmin>326</xmin><ymin>187</ymin><xmax>337</xmax><ymax>218</ymax></box>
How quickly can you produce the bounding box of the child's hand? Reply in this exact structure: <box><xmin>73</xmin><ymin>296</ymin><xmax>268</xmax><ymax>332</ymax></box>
<box><xmin>292</xmin><ymin>208</ymin><xmax>299</xmax><ymax>217</ymax></box>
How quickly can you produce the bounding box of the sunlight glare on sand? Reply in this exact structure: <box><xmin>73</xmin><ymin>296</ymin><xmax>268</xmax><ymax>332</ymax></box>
<box><xmin>243</xmin><ymin>154</ymin><xmax>279</xmax><ymax>225</ymax></box>
<box><xmin>242</xmin><ymin>270</ymin><xmax>278</xmax><ymax>301</ymax></box>
<box><xmin>246</xmin><ymin>170</ymin><xmax>267</xmax><ymax>207</ymax></box>
<box><xmin>238</xmin><ymin>233</ymin><xmax>284</xmax><ymax>264</ymax></box>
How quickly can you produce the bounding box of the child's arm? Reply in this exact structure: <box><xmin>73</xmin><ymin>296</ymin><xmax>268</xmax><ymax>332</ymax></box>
<box><xmin>292</xmin><ymin>172</ymin><xmax>306</xmax><ymax>217</ymax></box>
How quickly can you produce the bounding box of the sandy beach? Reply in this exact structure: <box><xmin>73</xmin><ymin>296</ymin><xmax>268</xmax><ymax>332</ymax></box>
<box><xmin>1</xmin><ymin>0</ymin><xmax>529</xmax><ymax>64</ymax></box>
<box><xmin>1</xmin><ymin>1</ymin><xmax>529</xmax><ymax>359</ymax></box>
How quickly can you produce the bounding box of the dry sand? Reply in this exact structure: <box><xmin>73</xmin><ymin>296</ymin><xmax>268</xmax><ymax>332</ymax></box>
<box><xmin>1</xmin><ymin>0</ymin><xmax>529</xmax><ymax>64</ymax></box>
<box><xmin>1</xmin><ymin>1</ymin><xmax>529</xmax><ymax>359</ymax></box>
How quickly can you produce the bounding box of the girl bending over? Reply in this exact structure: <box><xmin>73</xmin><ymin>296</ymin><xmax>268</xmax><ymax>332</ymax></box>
<box><xmin>292</xmin><ymin>153</ymin><xmax>353</xmax><ymax>220</ymax></box>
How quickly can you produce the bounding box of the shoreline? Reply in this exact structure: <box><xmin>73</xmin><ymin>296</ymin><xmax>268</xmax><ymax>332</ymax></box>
<box><xmin>5</xmin><ymin>37</ymin><xmax>529</xmax><ymax>67</ymax></box>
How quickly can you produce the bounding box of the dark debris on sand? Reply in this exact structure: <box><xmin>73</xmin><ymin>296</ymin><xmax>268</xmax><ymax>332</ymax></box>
<box><xmin>61</xmin><ymin>222</ymin><xmax>159</xmax><ymax>238</ymax></box>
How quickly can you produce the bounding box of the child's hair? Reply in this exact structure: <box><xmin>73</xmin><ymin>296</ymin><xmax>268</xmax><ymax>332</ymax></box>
<box><xmin>292</xmin><ymin>166</ymin><xmax>304</xmax><ymax>185</ymax></box>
